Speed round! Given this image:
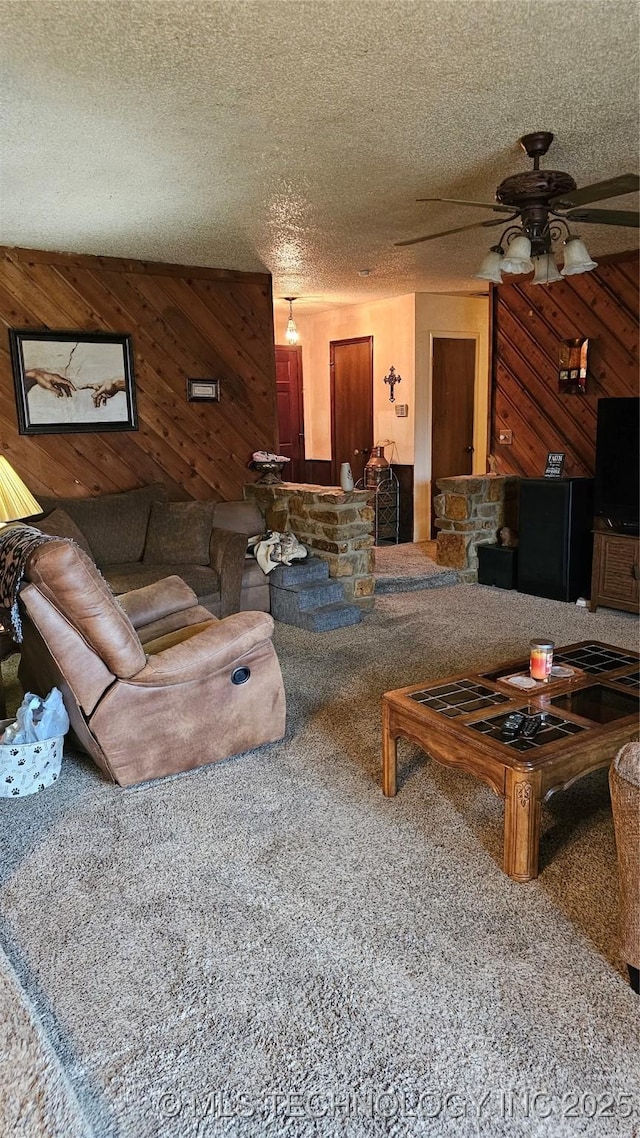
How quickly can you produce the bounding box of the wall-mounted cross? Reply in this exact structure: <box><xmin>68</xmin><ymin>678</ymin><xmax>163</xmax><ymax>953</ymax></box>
<box><xmin>383</xmin><ymin>365</ymin><xmax>402</xmax><ymax>403</ymax></box>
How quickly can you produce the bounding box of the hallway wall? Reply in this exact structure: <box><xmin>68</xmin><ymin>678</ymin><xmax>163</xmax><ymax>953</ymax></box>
<box><xmin>275</xmin><ymin>294</ymin><xmax>415</xmax><ymax>465</ymax></box>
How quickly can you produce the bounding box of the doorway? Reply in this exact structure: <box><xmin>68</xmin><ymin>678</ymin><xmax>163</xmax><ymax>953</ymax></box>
<box><xmin>430</xmin><ymin>337</ymin><xmax>476</xmax><ymax>536</ymax></box>
<box><xmin>330</xmin><ymin>336</ymin><xmax>373</xmax><ymax>486</ymax></box>
<box><xmin>275</xmin><ymin>345</ymin><xmax>304</xmax><ymax>482</ymax></box>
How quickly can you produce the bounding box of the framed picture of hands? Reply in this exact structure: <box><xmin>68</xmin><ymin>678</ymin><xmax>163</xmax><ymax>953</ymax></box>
<box><xmin>8</xmin><ymin>329</ymin><xmax>138</xmax><ymax>435</ymax></box>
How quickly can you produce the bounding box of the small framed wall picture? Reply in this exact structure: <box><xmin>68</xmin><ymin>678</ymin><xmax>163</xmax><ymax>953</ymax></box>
<box><xmin>187</xmin><ymin>379</ymin><xmax>221</xmax><ymax>402</ymax></box>
<box><xmin>544</xmin><ymin>452</ymin><xmax>566</xmax><ymax>478</ymax></box>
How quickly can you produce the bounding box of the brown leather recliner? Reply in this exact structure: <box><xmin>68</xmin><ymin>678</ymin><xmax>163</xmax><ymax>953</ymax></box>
<box><xmin>17</xmin><ymin>538</ymin><xmax>286</xmax><ymax>787</ymax></box>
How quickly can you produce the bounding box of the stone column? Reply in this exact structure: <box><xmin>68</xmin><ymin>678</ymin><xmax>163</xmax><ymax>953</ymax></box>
<box><xmin>434</xmin><ymin>475</ymin><xmax>519</xmax><ymax>583</ymax></box>
<box><xmin>245</xmin><ymin>482</ymin><xmax>376</xmax><ymax>605</ymax></box>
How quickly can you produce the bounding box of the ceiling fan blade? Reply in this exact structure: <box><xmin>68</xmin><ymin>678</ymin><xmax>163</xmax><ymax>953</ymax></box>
<box><xmin>394</xmin><ymin>217</ymin><xmax>506</xmax><ymax>248</ymax></box>
<box><xmin>551</xmin><ymin>174</ymin><xmax>640</xmax><ymax>208</ymax></box>
<box><xmin>415</xmin><ymin>197</ymin><xmax>514</xmax><ymax>214</ymax></box>
<box><xmin>565</xmin><ymin>208</ymin><xmax>639</xmax><ymax>227</ymax></box>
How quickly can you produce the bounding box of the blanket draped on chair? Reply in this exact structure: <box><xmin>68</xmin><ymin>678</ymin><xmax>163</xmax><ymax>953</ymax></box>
<box><xmin>0</xmin><ymin>525</ymin><xmax>56</xmax><ymax>643</ymax></box>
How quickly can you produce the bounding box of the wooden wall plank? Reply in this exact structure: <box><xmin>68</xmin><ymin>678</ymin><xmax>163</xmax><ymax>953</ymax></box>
<box><xmin>491</xmin><ymin>250</ymin><xmax>639</xmax><ymax>477</ymax></box>
<box><xmin>0</xmin><ymin>246</ymin><xmax>278</xmax><ymax>502</ymax></box>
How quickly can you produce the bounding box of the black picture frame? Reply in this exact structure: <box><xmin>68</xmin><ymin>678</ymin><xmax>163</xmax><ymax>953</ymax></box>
<box><xmin>186</xmin><ymin>378</ymin><xmax>221</xmax><ymax>402</ymax></box>
<box><xmin>9</xmin><ymin>329</ymin><xmax>138</xmax><ymax>435</ymax></box>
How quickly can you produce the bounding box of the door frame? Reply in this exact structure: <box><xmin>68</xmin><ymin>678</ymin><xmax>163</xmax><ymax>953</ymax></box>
<box><xmin>414</xmin><ymin>330</ymin><xmax>489</xmax><ymax>541</ymax></box>
<box><xmin>275</xmin><ymin>344</ymin><xmax>305</xmax><ymax>481</ymax></box>
<box><xmin>329</xmin><ymin>335</ymin><xmax>373</xmax><ymax>485</ymax></box>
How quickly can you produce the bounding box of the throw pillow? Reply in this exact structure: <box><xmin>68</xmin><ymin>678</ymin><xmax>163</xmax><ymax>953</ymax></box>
<box><xmin>143</xmin><ymin>500</ymin><xmax>217</xmax><ymax>566</ymax></box>
<box><xmin>35</xmin><ymin>509</ymin><xmax>95</xmax><ymax>558</ymax></box>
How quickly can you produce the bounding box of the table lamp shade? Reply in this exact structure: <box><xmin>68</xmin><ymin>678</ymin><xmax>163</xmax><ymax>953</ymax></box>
<box><xmin>0</xmin><ymin>457</ymin><xmax>41</xmax><ymax>523</ymax></box>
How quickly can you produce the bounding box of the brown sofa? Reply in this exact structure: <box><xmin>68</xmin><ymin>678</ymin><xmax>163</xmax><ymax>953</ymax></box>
<box><xmin>18</xmin><ymin>536</ymin><xmax>286</xmax><ymax>786</ymax></box>
<box><xmin>609</xmin><ymin>741</ymin><xmax>640</xmax><ymax>993</ymax></box>
<box><xmin>34</xmin><ymin>485</ymin><xmax>270</xmax><ymax>616</ymax></box>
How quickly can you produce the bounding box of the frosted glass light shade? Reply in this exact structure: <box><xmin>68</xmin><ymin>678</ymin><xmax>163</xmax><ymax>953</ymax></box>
<box><xmin>0</xmin><ymin>457</ymin><xmax>41</xmax><ymax>523</ymax></box>
<box><xmin>285</xmin><ymin>318</ymin><xmax>299</xmax><ymax>345</ymax></box>
<box><xmin>474</xmin><ymin>249</ymin><xmax>503</xmax><ymax>283</ymax></box>
<box><xmin>531</xmin><ymin>253</ymin><xmax>563</xmax><ymax>285</ymax></box>
<box><xmin>500</xmin><ymin>234</ymin><xmax>533</xmax><ymax>274</ymax></box>
<box><xmin>561</xmin><ymin>237</ymin><xmax>598</xmax><ymax>276</ymax></box>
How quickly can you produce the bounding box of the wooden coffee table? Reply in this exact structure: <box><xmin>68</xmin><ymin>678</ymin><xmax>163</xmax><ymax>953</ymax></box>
<box><xmin>382</xmin><ymin>641</ymin><xmax>639</xmax><ymax>881</ymax></box>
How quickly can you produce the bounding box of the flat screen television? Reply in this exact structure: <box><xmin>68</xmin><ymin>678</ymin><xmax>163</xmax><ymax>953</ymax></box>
<box><xmin>594</xmin><ymin>397</ymin><xmax>640</xmax><ymax>533</ymax></box>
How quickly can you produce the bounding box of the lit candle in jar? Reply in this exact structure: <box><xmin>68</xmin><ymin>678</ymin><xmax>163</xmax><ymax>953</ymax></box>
<box><xmin>530</xmin><ymin>640</ymin><xmax>554</xmax><ymax>682</ymax></box>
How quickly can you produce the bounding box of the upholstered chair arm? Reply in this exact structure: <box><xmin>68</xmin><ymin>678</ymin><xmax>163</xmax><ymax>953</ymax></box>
<box><xmin>209</xmin><ymin>526</ymin><xmax>248</xmax><ymax>617</ymax></box>
<box><xmin>131</xmin><ymin>611</ymin><xmax>275</xmax><ymax>686</ymax></box>
<box><xmin>609</xmin><ymin>741</ymin><xmax>640</xmax><ymax>974</ymax></box>
<box><xmin>117</xmin><ymin>576</ymin><xmax>199</xmax><ymax>628</ymax></box>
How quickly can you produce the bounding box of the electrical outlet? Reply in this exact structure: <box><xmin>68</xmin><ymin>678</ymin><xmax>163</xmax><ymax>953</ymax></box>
<box><xmin>498</xmin><ymin>429</ymin><xmax>513</xmax><ymax>445</ymax></box>
<box><xmin>395</xmin><ymin>404</ymin><xmax>409</xmax><ymax>417</ymax></box>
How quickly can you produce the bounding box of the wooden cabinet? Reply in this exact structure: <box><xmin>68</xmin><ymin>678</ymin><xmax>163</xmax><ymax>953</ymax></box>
<box><xmin>589</xmin><ymin>531</ymin><xmax>640</xmax><ymax>613</ymax></box>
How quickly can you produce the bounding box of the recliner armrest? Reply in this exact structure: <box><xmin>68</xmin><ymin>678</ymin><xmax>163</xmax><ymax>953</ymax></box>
<box><xmin>118</xmin><ymin>576</ymin><xmax>199</xmax><ymax>629</ymax></box>
<box><xmin>130</xmin><ymin>610</ymin><xmax>275</xmax><ymax>685</ymax></box>
<box><xmin>209</xmin><ymin>527</ymin><xmax>248</xmax><ymax>617</ymax></box>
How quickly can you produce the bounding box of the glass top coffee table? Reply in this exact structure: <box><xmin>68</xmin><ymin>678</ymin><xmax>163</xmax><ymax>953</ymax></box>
<box><xmin>381</xmin><ymin>641</ymin><xmax>639</xmax><ymax>881</ymax></box>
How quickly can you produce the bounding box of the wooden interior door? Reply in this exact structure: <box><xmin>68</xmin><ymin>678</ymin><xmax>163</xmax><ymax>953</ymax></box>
<box><xmin>431</xmin><ymin>337</ymin><xmax>476</xmax><ymax>536</ymax></box>
<box><xmin>275</xmin><ymin>345</ymin><xmax>304</xmax><ymax>482</ymax></box>
<box><xmin>330</xmin><ymin>337</ymin><xmax>373</xmax><ymax>485</ymax></box>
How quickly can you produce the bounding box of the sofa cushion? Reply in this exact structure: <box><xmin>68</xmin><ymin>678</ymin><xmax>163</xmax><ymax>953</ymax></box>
<box><xmin>143</xmin><ymin>500</ymin><xmax>216</xmax><ymax>566</ymax></box>
<box><xmin>103</xmin><ymin>562</ymin><xmax>220</xmax><ymax>599</ymax></box>
<box><xmin>37</xmin><ymin>485</ymin><xmax>168</xmax><ymax>566</ymax></box>
<box><xmin>213</xmin><ymin>500</ymin><xmax>264</xmax><ymax>537</ymax></box>
<box><xmin>35</xmin><ymin>508</ymin><xmax>95</xmax><ymax>558</ymax></box>
<box><xmin>242</xmin><ymin>556</ymin><xmax>271</xmax><ymax>588</ymax></box>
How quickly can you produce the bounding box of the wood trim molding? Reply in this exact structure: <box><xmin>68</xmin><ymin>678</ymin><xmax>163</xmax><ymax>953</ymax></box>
<box><xmin>1</xmin><ymin>246</ymin><xmax>271</xmax><ymax>284</ymax></box>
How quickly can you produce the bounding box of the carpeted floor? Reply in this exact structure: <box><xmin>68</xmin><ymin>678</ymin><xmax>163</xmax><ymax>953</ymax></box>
<box><xmin>1</xmin><ymin>585</ymin><xmax>639</xmax><ymax>1138</ymax></box>
<box><xmin>373</xmin><ymin>541</ymin><xmax>458</xmax><ymax>593</ymax></box>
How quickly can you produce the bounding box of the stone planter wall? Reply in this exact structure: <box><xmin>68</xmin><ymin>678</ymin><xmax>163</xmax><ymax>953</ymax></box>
<box><xmin>434</xmin><ymin>475</ymin><xmax>519</xmax><ymax>583</ymax></box>
<box><xmin>245</xmin><ymin>482</ymin><xmax>376</xmax><ymax>604</ymax></box>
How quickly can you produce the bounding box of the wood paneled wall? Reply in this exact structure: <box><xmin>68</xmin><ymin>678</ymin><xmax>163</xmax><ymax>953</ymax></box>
<box><xmin>0</xmin><ymin>246</ymin><xmax>278</xmax><ymax>501</ymax></box>
<box><xmin>490</xmin><ymin>250</ymin><xmax>639</xmax><ymax>478</ymax></box>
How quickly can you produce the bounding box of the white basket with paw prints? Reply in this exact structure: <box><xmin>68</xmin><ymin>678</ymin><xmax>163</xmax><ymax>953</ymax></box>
<box><xmin>0</xmin><ymin>722</ymin><xmax>63</xmax><ymax>797</ymax></box>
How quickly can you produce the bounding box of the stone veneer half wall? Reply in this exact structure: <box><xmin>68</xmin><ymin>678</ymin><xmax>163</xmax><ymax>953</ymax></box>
<box><xmin>434</xmin><ymin>475</ymin><xmax>519</xmax><ymax>583</ymax></box>
<box><xmin>245</xmin><ymin>483</ymin><xmax>376</xmax><ymax>604</ymax></box>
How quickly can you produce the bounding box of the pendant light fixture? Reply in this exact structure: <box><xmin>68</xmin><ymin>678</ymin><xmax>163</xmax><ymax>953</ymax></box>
<box><xmin>284</xmin><ymin>297</ymin><xmax>299</xmax><ymax>345</ymax></box>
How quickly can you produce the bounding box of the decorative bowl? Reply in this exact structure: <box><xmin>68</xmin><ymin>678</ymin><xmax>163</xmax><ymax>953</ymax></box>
<box><xmin>251</xmin><ymin>460</ymin><xmax>287</xmax><ymax>485</ymax></box>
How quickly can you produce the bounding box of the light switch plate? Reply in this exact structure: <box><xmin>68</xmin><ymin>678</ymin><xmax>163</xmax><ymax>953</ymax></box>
<box><xmin>395</xmin><ymin>404</ymin><xmax>409</xmax><ymax>417</ymax></box>
<box><xmin>498</xmin><ymin>429</ymin><xmax>513</xmax><ymax>444</ymax></box>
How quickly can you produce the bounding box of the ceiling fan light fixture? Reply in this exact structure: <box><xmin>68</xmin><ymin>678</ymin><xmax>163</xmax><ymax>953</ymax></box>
<box><xmin>473</xmin><ymin>246</ymin><xmax>504</xmax><ymax>283</ymax></box>
<box><xmin>284</xmin><ymin>297</ymin><xmax>299</xmax><ymax>345</ymax></box>
<box><xmin>531</xmin><ymin>253</ymin><xmax>563</xmax><ymax>286</ymax></box>
<box><xmin>560</xmin><ymin>236</ymin><xmax>598</xmax><ymax>276</ymax></box>
<box><xmin>499</xmin><ymin>234</ymin><xmax>533</xmax><ymax>274</ymax></box>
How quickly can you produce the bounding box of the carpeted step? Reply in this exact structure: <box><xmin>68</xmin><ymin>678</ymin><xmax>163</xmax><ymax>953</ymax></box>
<box><xmin>270</xmin><ymin>582</ymin><xmax>351</xmax><ymax>625</ymax></box>
<box><xmin>269</xmin><ymin>557</ymin><xmax>329</xmax><ymax>587</ymax></box>
<box><xmin>283</xmin><ymin>579</ymin><xmax>346</xmax><ymax>610</ymax></box>
<box><xmin>297</xmin><ymin>601</ymin><xmax>362</xmax><ymax>631</ymax></box>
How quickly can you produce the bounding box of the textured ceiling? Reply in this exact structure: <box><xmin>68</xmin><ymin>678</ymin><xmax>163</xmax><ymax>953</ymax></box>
<box><xmin>1</xmin><ymin>0</ymin><xmax>638</xmax><ymax>313</ymax></box>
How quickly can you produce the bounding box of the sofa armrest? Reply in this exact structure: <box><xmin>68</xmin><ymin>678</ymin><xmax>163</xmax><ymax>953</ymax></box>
<box><xmin>117</xmin><ymin>576</ymin><xmax>198</xmax><ymax>629</ymax></box>
<box><xmin>130</xmin><ymin>611</ymin><xmax>275</xmax><ymax>685</ymax></box>
<box><xmin>209</xmin><ymin>526</ymin><xmax>248</xmax><ymax>617</ymax></box>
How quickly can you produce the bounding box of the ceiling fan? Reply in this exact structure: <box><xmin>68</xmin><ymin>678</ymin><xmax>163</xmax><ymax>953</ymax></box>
<box><xmin>396</xmin><ymin>132</ymin><xmax>639</xmax><ymax>284</ymax></box>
